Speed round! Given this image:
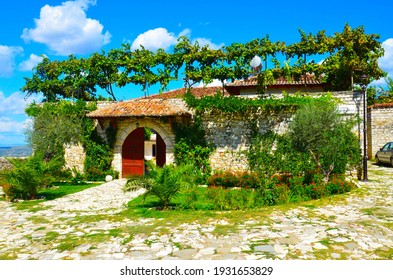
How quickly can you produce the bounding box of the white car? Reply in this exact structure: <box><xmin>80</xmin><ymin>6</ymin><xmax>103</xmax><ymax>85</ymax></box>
<box><xmin>375</xmin><ymin>142</ymin><xmax>393</xmax><ymax>167</ymax></box>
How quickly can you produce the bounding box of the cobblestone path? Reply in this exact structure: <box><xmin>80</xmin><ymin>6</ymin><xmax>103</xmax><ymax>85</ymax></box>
<box><xmin>0</xmin><ymin>163</ymin><xmax>392</xmax><ymax>260</ymax></box>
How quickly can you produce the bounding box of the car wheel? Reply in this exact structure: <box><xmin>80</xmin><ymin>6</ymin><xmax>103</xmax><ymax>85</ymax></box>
<box><xmin>391</xmin><ymin>157</ymin><xmax>393</xmax><ymax>167</ymax></box>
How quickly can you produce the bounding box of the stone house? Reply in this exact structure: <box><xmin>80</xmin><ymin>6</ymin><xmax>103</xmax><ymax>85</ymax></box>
<box><xmin>75</xmin><ymin>75</ymin><xmax>363</xmax><ymax>178</ymax></box>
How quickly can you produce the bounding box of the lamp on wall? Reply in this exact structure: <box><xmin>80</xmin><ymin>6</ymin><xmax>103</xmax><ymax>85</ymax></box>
<box><xmin>360</xmin><ymin>73</ymin><xmax>369</xmax><ymax>182</ymax></box>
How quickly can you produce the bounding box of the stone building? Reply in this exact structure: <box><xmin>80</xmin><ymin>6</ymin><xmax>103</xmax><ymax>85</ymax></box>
<box><xmin>76</xmin><ymin>74</ymin><xmax>361</xmax><ymax>177</ymax></box>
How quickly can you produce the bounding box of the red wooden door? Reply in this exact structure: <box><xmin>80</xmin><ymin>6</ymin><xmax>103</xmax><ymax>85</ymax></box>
<box><xmin>122</xmin><ymin>128</ymin><xmax>145</xmax><ymax>177</ymax></box>
<box><xmin>156</xmin><ymin>133</ymin><xmax>166</xmax><ymax>167</ymax></box>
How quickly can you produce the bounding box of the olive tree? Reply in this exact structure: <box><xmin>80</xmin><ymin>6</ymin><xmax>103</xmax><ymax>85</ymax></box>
<box><xmin>289</xmin><ymin>101</ymin><xmax>360</xmax><ymax>182</ymax></box>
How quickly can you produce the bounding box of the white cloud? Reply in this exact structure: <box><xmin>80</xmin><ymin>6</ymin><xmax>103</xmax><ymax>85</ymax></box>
<box><xmin>0</xmin><ymin>91</ymin><xmax>42</xmax><ymax>115</ymax></box>
<box><xmin>379</xmin><ymin>38</ymin><xmax>393</xmax><ymax>72</ymax></box>
<box><xmin>0</xmin><ymin>92</ymin><xmax>40</xmax><ymax>145</ymax></box>
<box><xmin>21</xmin><ymin>0</ymin><xmax>111</xmax><ymax>55</ymax></box>
<box><xmin>0</xmin><ymin>116</ymin><xmax>30</xmax><ymax>146</ymax></box>
<box><xmin>192</xmin><ymin>38</ymin><xmax>224</xmax><ymax>50</ymax></box>
<box><xmin>197</xmin><ymin>79</ymin><xmax>227</xmax><ymax>87</ymax></box>
<box><xmin>131</xmin><ymin>28</ymin><xmax>178</xmax><ymax>51</ymax></box>
<box><xmin>0</xmin><ymin>45</ymin><xmax>23</xmax><ymax>77</ymax></box>
<box><xmin>131</xmin><ymin>27</ymin><xmax>224</xmax><ymax>52</ymax></box>
<box><xmin>19</xmin><ymin>54</ymin><xmax>45</xmax><ymax>71</ymax></box>
<box><xmin>370</xmin><ymin>38</ymin><xmax>393</xmax><ymax>87</ymax></box>
<box><xmin>0</xmin><ymin>117</ymin><xmax>26</xmax><ymax>133</ymax></box>
<box><xmin>178</xmin><ymin>28</ymin><xmax>191</xmax><ymax>38</ymax></box>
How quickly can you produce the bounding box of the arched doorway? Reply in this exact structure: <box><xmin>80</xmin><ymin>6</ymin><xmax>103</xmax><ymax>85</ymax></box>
<box><xmin>122</xmin><ymin>127</ymin><xmax>166</xmax><ymax>177</ymax></box>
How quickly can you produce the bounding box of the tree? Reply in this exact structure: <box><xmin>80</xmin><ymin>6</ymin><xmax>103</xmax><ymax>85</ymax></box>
<box><xmin>85</xmin><ymin>51</ymin><xmax>119</xmax><ymax>100</ymax></box>
<box><xmin>22</xmin><ymin>57</ymin><xmax>64</xmax><ymax>102</ymax></box>
<box><xmin>366</xmin><ymin>77</ymin><xmax>393</xmax><ymax>105</ymax></box>
<box><xmin>289</xmin><ymin>101</ymin><xmax>360</xmax><ymax>182</ymax></box>
<box><xmin>22</xmin><ymin>24</ymin><xmax>386</xmax><ymax>101</ymax></box>
<box><xmin>25</xmin><ymin>100</ymin><xmax>89</xmax><ymax>160</ymax></box>
<box><xmin>321</xmin><ymin>24</ymin><xmax>385</xmax><ymax>90</ymax></box>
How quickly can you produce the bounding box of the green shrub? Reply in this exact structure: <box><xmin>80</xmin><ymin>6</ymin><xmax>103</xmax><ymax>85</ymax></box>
<box><xmin>289</xmin><ymin>101</ymin><xmax>360</xmax><ymax>182</ymax></box>
<box><xmin>178</xmin><ymin>186</ymin><xmax>201</xmax><ymax>210</ymax></box>
<box><xmin>230</xmin><ymin>187</ymin><xmax>255</xmax><ymax>210</ymax></box>
<box><xmin>325</xmin><ymin>175</ymin><xmax>354</xmax><ymax>195</ymax></box>
<box><xmin>84</xmin><ymin>134</ymin><xmax>118</xmax><ymax>181</ymax></box>
<box><xmin>247</xmin><ymin>131</ymin><xmax>317</xmax><ymax>179</ymax></box>
<box><xmin>254</xmin><ymin>178</ymin><xmax>289</xmax><ymax>206</ymax></box>
<box><xmin>207</xmin><ymin>171</ymin><xmax>262</xmax><ymax>189</ymax></box>
<box><xmin>205</xmin><ymin>186</ymin><xmax>229</xmax><ymax>210</ymax></box>
<box><xmin>205</xmin><ymin>186</ymin><xmax>255</xmax><ymax>210</ymax></box>
<box><xmin>288</xmin><ymin>176</ymin><xmax>307</xmax><ymax>202</ymax></box>
<box><xmin>0</xmin><ymin>156</ymin><xmax>63</xmax><ymax>201</ymax></box>
<box><xmin>174</xmin><ymin>139</ymin><xmax>212</xmax><ymax>184</ymax></box>
<box><xmin>173</xmin><ymin>114</ymin><xmax>212</xmax><ymax>184</ymax></box>
<box><xmin>124</xmin><ymin>162</ymin><xmax>196</xmax><ymax>210</ymax></box>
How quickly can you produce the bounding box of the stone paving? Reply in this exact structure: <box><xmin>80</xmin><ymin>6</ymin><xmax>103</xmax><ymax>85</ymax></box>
<box><xmin>0</xmin><ymin>163</ymin><xmax>392</xmax><ymax>260</ymax></box>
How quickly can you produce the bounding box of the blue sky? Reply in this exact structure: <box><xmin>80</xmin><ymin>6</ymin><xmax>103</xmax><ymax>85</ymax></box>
<box><xmin>0</xmin><ymin>0</ymin><xmax>392</xmax><ymax>146</ymax></box>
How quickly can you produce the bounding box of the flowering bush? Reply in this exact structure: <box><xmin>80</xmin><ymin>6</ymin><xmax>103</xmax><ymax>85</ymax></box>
<box><xmin>325</xmin><ymin>175</ymin><xmax>354</xmax><ymax>195</ymax></box>
<box><xmin>207</xmin><ymin>171</ymin><xmax>262</xmax><ymax>189</ymax></box>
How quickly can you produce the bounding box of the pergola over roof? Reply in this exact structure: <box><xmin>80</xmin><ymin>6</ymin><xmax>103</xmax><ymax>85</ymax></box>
<box><xmin>141</xmin><ymin>86</ymin><xmax>229</xmax><ymax>99</ymax></box>
<box><xmin>224</xmin><ymin>74</ymin><xmax>326</xmax><ymax>95</ymax></box>
<box><xmin>225</xmin><ymin>74</ymin><xmax>324</xmax><ymax>87</ymax></box>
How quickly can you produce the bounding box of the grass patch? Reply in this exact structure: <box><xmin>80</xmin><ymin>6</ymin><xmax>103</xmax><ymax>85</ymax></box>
<box><xmin>0</xmin><ymin>252</ymin><xmax>17</xmax><ymax>260</ymax></box>
<box><xmin>374</xmin><ymin>247</ymin><xmax>393</xmax><ymax>259</ymax></box>
<box><xmin>13</xmin><ymin>182</ymin><xmax>100</xmax><ymax>211</ymax></box>
<box><xmin>56</xmin><ymin>232</ymin><xmax>111</xmax><ymax>252</ymax></box>
<box><xmin>27</xmin><ymin>216</ymin><xmax>51</xmax><ymax>224</ymax></box>
<box><xmin>361</xmin><ymin>207</ymin><xmax>393</xmax><ymax>220</ymax></box>
<box><xmin>108</xmin><ymin>228</ymin><xmax>122</xmax><ymax>237</ymax></box>
<box><xmin>319</xmin><ymin>238</ymin><xmax>331</xmax><ymax>246</ymax></box>
<box><xmin>45</xmin><ymin>231</ymin><xmax>60</xmax><ymax>242</ymax></box>
<box><xmin>15</xmin><ymin>201</ymin><xmax>51</xmax><ymax>212</ymax></box>
<box><xmin>213</xmin><ymin>224</ymin><xmax>235</xmax><ymax>236</ymax></box>
<box><xmin>56</xmin><ymin>241</ymin><xmax>79</xmax><ymax>252</ymax></box>
<box><xmin>39</xmin><ymin>182</ymin><xmax>101</xmax><ymax>201</ymax></box>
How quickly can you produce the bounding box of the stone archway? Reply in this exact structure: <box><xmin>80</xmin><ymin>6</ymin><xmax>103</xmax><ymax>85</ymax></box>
<box><xmin>112</xmin><ymin>117</ymin><xmax>175</xmax><ymax>177</ymax></box>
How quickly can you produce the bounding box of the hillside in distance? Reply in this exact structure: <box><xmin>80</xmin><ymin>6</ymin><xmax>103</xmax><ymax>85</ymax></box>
<box><xmin>0</xmin><ymin>146</ymin><xmax>32</xmax><ymax>157</ymax></box>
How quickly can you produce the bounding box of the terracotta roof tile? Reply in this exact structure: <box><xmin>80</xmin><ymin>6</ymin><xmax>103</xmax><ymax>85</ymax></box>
<box><xmin>371</xmin><ymin>103</ymin><xmax>393</xmax><ymax>109</ymax></box>
<box><xmin>87</xmin><ymin>99</ymin><xmax>191</xmax><ymax>118</ymax></box>
<box><xmin>87</xmin><ymin>86</ymin><xmax>229</xmax><ymax>118</ymax></box>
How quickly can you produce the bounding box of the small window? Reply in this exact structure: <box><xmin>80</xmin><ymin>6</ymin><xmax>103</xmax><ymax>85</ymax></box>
<box><xmin>152</xmin><ymin>144</ymin><xmax>156</xmax><ymax>157</ymax></box>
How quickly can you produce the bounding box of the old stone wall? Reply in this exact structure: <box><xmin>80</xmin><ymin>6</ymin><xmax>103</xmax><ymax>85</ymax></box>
<box><xmin>0</xmin><ymin>157</ymin><xmax>13</xmax><ymax>171</ymax></box>
<box><xmin>368</xmin><ymin>104</ymin><xmax>393</xmax><ymax>158</ymax></box>
<box><xmin>202</xmin><ymin>90</ymin><xmax>357</xmax><ymax>173</ymax></box>
<box><xmin>64</xmin><ymin>143</ymin><xmax>86</xmax><ymax>174</ymax></box>
<box><xmin>201</xmin><ymin>109</ymin><xmax>293</xmax><ymax>172</ymax></box>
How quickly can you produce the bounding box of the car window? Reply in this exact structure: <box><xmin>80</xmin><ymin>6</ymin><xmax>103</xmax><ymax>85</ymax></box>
<box><xmin>382</xmin><ymin>143</ymin><xmax>390</xmax><ymax>151</ymax></box>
